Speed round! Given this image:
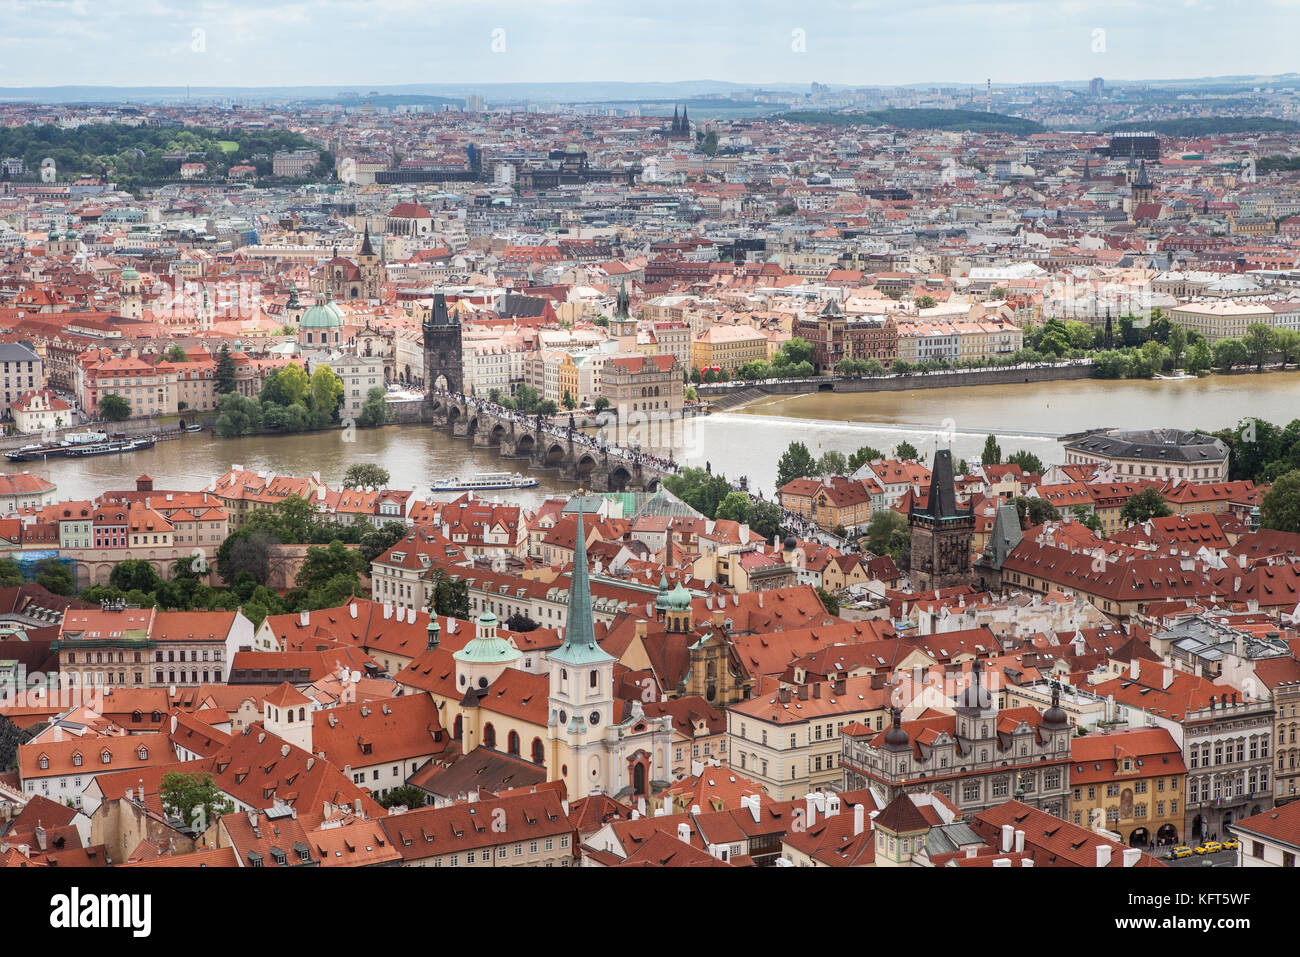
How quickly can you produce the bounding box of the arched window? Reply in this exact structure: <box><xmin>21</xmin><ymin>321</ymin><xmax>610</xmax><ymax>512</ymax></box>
<box><xmin>589</xmin><ymin>669</ymin><xmax>599</xmax><ymax>689</ymax></box>
<box><xmin>137</xmin><ymin>747</ymin><xmax>148</xmax><ymax>760</ymax></box>
<box><xmin>532</xmin><ymin>738</ymin><xmax>545</xmax><ymax>765</ymax></box>
<box><xmin>483</xmin><ymin>723</ymin><xmax>497</xmax><ymax>749</ymax></box>
<box><xmin>508</xmin><ymin>731</ymin><xmax>520</xmax><ymax>756</ymax></box>
<box><xmin>453</xmin><ymin>715</ymin><xmax>463</xmax><ymax>740</ymax></box>
<box><xmin>72</xmin><ymin>753</ymin><xmax>82</xmax><ymax>767</ymax></box>
<box><xmin>299</xmin><ymin>708</ymin><xmax>305</xmax><ymax>721</ymax></box>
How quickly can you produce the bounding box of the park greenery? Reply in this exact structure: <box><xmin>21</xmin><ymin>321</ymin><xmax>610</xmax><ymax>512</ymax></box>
<box><xmin>0</xmin><ymin>122</ymin><xmax>333</xmax><ymax>191</ymax></box>
<box><xmin>664</xmin><ymin>467</ymin><xmax>785</xmax><ymax>542</ymax></box>
<box><xmin>215</xmin><ymin>364</ymin><xmax>368</xmax><ymax>437</ymax></box>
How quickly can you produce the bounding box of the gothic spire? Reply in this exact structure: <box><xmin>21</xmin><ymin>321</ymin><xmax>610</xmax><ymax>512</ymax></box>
<box><xmin>616</xmin><ymin>279</ymin><xmax>629</xmax><ymax>318</ymax></box>
<box><xmin>671</xmin><ymin>105</ymin><xmax>679</xmax><ymax>134</ymax></box>
<box><xmin>360</xmin><ymin>219</ymin><xmax>375</xmax><ymax>258</ymax></box>
<box><xmin>550</xmin><ymin>507</ymin><xmax>615</xmax><ymax>666</ymax></box>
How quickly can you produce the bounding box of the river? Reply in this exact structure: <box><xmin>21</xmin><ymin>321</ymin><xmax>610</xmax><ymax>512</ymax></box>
<box><xmin>16</xmin><ymin>372</ymin><xmax>1300</xmax><ymax>502</ymax></box>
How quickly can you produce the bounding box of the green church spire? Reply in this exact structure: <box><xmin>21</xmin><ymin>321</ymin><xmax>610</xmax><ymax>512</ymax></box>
<box><xmin>550</xmin><ymin>507</ymin><xmax>615</xmax><ymax>666</ymax></box>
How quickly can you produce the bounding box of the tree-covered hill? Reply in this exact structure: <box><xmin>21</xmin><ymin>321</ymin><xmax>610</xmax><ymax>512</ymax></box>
<box><xmin>779</xmin><ymin>108</ymin><xmax>1044</xmax><ymax>134</ymax></box>
<box><xmin>0</xmin><ymin>122</ymin><xmax>332</xmax><ymax>187</ymax></box>
<box><xmin>1106</xmin><ymin>116</ymin><xmax>1300</xmax><ymax>135</ymax></box>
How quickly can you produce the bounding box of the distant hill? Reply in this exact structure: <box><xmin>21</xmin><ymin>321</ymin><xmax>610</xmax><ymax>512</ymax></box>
<box><xmin>0</xmin><ymin>122</ymin><xmax>330</xmax><ymax>188</ymax></box>
<box><xmin>1106</xmin><ymin>116</ymin><xmax>1300</xmax><ymax>135</ymax></box>
<box><xmin>778</xmin><ymin>109</ymin><xmax>1044</xmax><ymax>134</ymax></box>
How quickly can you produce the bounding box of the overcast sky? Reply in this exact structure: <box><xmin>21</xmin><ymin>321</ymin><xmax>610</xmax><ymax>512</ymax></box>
<box><xmin>0</xmin><ymin>0</ymin><xmax>1297</xmax><ymax>90</ymax></box>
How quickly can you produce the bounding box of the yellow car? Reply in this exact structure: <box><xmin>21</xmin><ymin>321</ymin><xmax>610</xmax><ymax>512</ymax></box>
<box><xmin>1195</xmin><ymin>841</ymin><xmax>1223</xmax><ymax>855</ymax></box>
<box><xmin>1221</xmin><ymin>839</ymin><xmax>1240</xmax><ymax>851</ymax></box>
<box><xmin>1167</xmin><ymin>845</ymin><xmax>1194</xmax><ymax>859</ymax></box>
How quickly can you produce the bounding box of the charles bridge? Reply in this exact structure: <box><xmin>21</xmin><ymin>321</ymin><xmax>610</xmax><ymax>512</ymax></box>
<box><xmin>427</xmin><ymin>394</ymin><xmax>676</xmax><ymax>492</ymax></box>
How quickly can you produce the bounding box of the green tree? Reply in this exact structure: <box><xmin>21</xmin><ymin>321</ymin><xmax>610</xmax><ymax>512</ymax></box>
<box><xmin>216</xmin><ymin>527</ymin><xmax>277</xmax><ymax>586</ymax></box>
<box><xmin>714</xmin><ymin>491</ymin><xmax>752</xmax><ymax>524</ymax></box>
<box><xmin>894</xmin><ymin>441</ymin><xmax>920</xmax><ymax>461</ymax></box>
<box><xmin>360</xmin><ymin>522</ymin><xmax>409</xmax><ymax>565</ymax></box>
<box><xmin>817</xmin><ymin>450</ymin><xmax>849</xmax><ymax>478</ymax></box>
<box><xmin>535</xmin><ymin>399</ymin><xmax>559</xmax><ymax>417</ymax></box>
<box><xmin>561</xmin><ymin>389</ymin><xmax>576</xmax><ymax>411</ymax></box>
<box><xmin>1071</xmin><ymin>505</ymin><xmax>1103</xmax><ymax>532</ymax></box>
<box><xmin>214</xmin><ymin>392</ymin><xmax>263</xmax><ymax>437</ymax></box>
<box><xmin>513</xmin><ymin>384</ymin><xmax>540</xmax><ymax>413</ymax></box>
<box><xmin>747</xmin><ymin>498</ymin><xmax>786</xmax><ymax>541</ymax></box>
<box><xmin>1185</xmin><ymin>339</ymin><xmax>1212</xmax><ymax>374</ymax></box>
<box><xmin>377</xmin><ymin>785</ymin><xmax>428</xmax><ymax>810</ymax></box>
<box><xmin>847</xmin><ymin>445</ymin><xmax>883</xmax><ymax>473</ymax></box>
<box><xmin>427</xmin><ymin>569</ymin><xmax>470</xmax><ymax>618</ymax></box>
<box><xmin>165</xmin><ymin>344</ymin><xmax>189</xmax><ymax>363</ymax></box>
<box><xmin>1212</xmin><ymin>338</ymin><xmax>1249</xmax><ymax>372</ymax></box>
<box><xmin>99</xmin><ymin>393</ymin><xmax>131</xmax><ymax>421</ymax></box>
<box><xmin>981</xmin><ymin>434</ymin><xmax>1002</xmax><ymax>466</ymax></box>
<box><xmin>295</xmin><ymin>540</ymin><xmax>365</xmax><ymax>592</ymax></box>
<box><xmin>342</xmin><ymin>463</ymin><xmax>390</xmax><ymax>489</ymax></box>
<box><xmin>1276</xmin><ymin>329</ymin><xmax>1300</xmax><ymax>369</ymax></box>
<box><xmin>914</xmin><ymin>295</ymin><xmax>936</xmax><ymax>309</ymax></box>
<box><xmin>1243</xmin><ymin>323</ymin><xmax>1277</xmax><ymax>372</ymax></box>
<box><xmin>865</xmin><ymin>510</ymin><xmax>909</xmax><ymax>562</ymax></box>
<box><xmin>1260</xmin><ymin>469</ymin><xmax>1300</xmax><ymax>533</ymax></box>
<box><xmin>663</xmin><ymin>467</ymin><xmax>733</xmax><ymax>518</ymax></box>
<box><xmin>260</xmin><ymin>363</ymin><xmax>310</xmax><ymax>407</ymax></box>
<box><xmin>593</xmin><ymin>396</ymin><xmax>611</xmax><ymax>411</ymax></box>
<box><xmin>1006</xmin><ymin>450</ymin><xmax>1044</xmax><ymax>475</ymax></box>
<box><xmin>1013</xmin><ymin>496</ymin><xmax>1061</xmax><ymax>528</ymax></box>
<box><xmin>309</xmin><ymin>365</ymin><xmax>345</xmax><ymax>426</ymax></box>
<box><xmin>776</xmin><ymin>441</ymin><xmax>818</xmax><ymax>488</ymax></box>
<box><xmin>0</xmin><ymin>558</ymin><xmax>24</xmax><ymax>588</ymax></box>
<box><xmin>215</xmin><ymin>344</ymin><xmax>237</xmax><ymax>395</ymax></box>
<box><xmin>1120</xmin><ymin>487</ymin><xmax>1174</xmax><ymax>525</ymax></box>
<box><xmin>108</xmin><ymin>559</ymin><xmax>162</xmax><ymax>594</ymax></box>
<box><xmin>245</xmin><ymin>494</ymin><xmax>319</xmax><ymax>543</ymax></box>
<box><xmin>35</xmin><ymin>558</ymin><xmax>74</xmax><ymax>596</ymax></box>
<box><xmin>159</xmin><ymin>770</ymin><xmax>233</xmax><ymax>832</ymax></box>
<box><xmin>815</xmin><ymin>587</ymin><xmax>840</xmax><ymax>615</ymax></box>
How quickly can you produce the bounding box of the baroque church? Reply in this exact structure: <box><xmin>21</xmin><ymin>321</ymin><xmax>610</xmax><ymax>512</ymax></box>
<box><xmin>311</xmin><ymin>223</ymin><xmax>384</xmax><ymax>301</ymax></box>
<box><xmin>404</xmin><ymin>510</ymin><xmax>674</xmax><ymax>802</ymax></box>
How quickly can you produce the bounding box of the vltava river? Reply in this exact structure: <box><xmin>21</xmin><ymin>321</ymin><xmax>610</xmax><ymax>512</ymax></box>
<box><xmin>17</xmin><ymin>372</ymin><xmax>1300</xmax><ymax>501</ymax></box>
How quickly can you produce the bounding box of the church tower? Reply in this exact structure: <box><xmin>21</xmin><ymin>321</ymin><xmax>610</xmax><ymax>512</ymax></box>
<box><xmin>609</xmin><ymin>280</ymin><xmax>637</xmax><ymax>353</ymax></box>
<box><xmin>905</xmin><ymin>448</ymin><xmax>975</xmax><ymax>591</ymax></box>
<box><xmin>357</xmin><ymin>220</ymin><xmax>383</xmax><ymax>300</ymax></box>
<box><xmin>547</xmin><ymin>510</ymin><xmax>618</xmax><ymax>782</ymax></box>
<box><xmin>1130</xmin><ymin>159</ymin><xmax>1154</xmax><ymax>208</ymax></box>
<box><xmin>119</xmin><ymin>266</ymin><xmax>143</xmax><ymax>320</ymax></box>
<box><xmin>422</xmin><ymin>292</ymin><xmax>463</xmax><ymax>394</ymax></box>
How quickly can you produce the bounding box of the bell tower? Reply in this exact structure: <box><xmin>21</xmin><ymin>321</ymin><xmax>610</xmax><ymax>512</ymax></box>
<box><xmin>422</xmin><ymin>292</ymin><xmax>463</xmax><ymax>395</ymax></box>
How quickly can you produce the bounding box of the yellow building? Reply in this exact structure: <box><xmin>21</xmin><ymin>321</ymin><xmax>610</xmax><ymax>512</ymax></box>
<box><xmin>691</xmin><ymin>324</ymin><xmax>768</xmax><ymax>373</ymax></box>
<box><xmin>1069</xmin><ymin>727</ymin><xmax>1187</xmax><ymax>847</ymax></box>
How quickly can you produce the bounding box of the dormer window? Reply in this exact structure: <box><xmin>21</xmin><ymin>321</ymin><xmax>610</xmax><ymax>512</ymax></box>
<box><xmin>72</xmin><ymin>753</ymin><xmax>83</xmax><ymax>767</ymax></box>
<box><xmin>39</xmin><ymin>756</ymin><xmax>49</xmax><ymax>770</ymax></box>
<box><xmin>137</xmin><ymin>747</ymin><xmax>149</xmax><ymax>760</ymax></box>
<box><xmin>101</xmin><ymin>750</ymin><xmax>112</xmax><ymax>765</ymax></box>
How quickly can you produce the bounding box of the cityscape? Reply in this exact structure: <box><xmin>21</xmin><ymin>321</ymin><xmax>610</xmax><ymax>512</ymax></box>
<box><xmin>0</xmin><ymin>1</ymin><xmax>1297</xmax><ymax>920</ymax></box>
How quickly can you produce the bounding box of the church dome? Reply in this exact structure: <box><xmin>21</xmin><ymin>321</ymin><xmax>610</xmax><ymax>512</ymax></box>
<box><xmin>120</xmin><ymin>266</ymin><xmax>140</xmax><ymax>282</ymax></box>
<box><xmin>666</xmin><ymin>582</ymin><xmax>692</xmax><ymax>611</ymax></box>
<box><xmin>301</xmin><ymin>296</ymin><xmax>343</xmax><ymax>329</ymax></box>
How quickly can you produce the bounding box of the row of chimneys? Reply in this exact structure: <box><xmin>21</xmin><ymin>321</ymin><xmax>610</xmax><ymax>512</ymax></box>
<box><xmin>777</xmin><ymin>679</ymin><xmax>849</xmax><ymax>704</ymax></box>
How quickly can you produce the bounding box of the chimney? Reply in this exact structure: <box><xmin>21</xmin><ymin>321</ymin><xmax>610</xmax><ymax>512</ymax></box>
<box><xmin>853</xmin><ymin>803</ymin><xmax>865</xmax><ymax>836</ymax></box>
<box><xmin>170</xmin><ymin>713</ymin><xmax>178</xmax><ymax>734</ymax></box>
<box><xmin>299</xmin><ymin>609</ymin><xmax>309</xmax><ymax>627</ymax></box>
<box><xmin>137</xmin><ymin>780</ymin><xmax>144</xmax><ymax>802</ymax></box>
<box><xmin>1122</xmin><ymin>847</ymin><xmax>1142</xmax><ymax>867</ymax></box>
<box><xmin>1021</xmin><ymin>858</ymin><xmax>1034</xmax><ymax>867</ymax></box>
<box><xmin>805</xmin><ymin>794</ymin><xmax>817</xmax><ymax>828</ymax></box>
<box><xmin>663</xmin><ymin>795</ymin><xmax>674</xmax><ymax>816</ymax></box>
<box><xmin>1015</xmin><ymin>829</ymin><xmax>1025</xmax><ymax>853</ymax></box>
<box><xmin>383</xmin><ymin>602</ymin><xmax>393</xmax><ymax>620</ymax></box>
<box><xmin>34</xmin><ymin>825</ymin><xmax>47</xmax><ymax>851</ymax></box>
<box><xmin>1096</xmin><ymin>845</ymin><xmax>1112</xmax><ymax>868</ymax></box>
<box><xmin>677</xmin><ymin>823</ymin><xmax>691</xmax><ymax>843</ymax></box>
<box><xmin>1163</xmin><ymin>664</ymin><xmax>1173</xmax><ymax>690</ymax></box>
<box><xmin>1001</xmin><ymin>823</ymin><xmax>1014</xmax><ymax>852</ymax></box>
<box><xmin>1128</xmin><ymin>658</ymin><xmax>1139</xmax><ymax>680</ymax></box>
<box><xmin>825</xmin><ymin>794</ymin><xmax>841</xmax><ymax>817</ymax></box>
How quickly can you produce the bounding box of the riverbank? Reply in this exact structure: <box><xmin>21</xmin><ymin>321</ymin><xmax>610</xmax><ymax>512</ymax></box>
<box><xmin>700</xmin><ymin>362</ymin><xmax>1096</xmax><ymax>412</ymax></box>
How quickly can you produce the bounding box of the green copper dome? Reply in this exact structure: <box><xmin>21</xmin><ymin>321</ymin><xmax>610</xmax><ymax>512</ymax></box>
<box><xmin>301</xmin><ymin>295</ymin><xmax>343</xmax><ymax>329</ymax></box>
<box><xmin>666</xmin><ymin>581</ymin><xmax>692</xmax><ymax>611</ymax></box>
<box><xmin>120</xmin><ymin>266</ymin><xmax>140</xmax><ymax>281</ymax></box>
<box><xmin>452</xmin><ymin>610</ymin><xmax>520</xmax><ymax>665</ymax></box>
<box><xmin>654</xmin><ymin>572</ymin><xmax>671</xmax><ymax>611</ymax></box>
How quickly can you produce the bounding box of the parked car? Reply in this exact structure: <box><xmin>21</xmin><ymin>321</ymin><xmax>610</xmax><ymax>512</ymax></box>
<box><xmin>1195</xmin><ymin>841</ymin><xmax>1223</xmax><ymax>856</ymax></box>
<box><xmin>1167</xmin><ymin>845</ymin><xmax>1194</xmax><ymax>859</ymax></box>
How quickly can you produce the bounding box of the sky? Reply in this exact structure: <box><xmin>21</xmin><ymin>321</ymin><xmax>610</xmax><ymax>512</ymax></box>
<box><xmin>0</xmin><ymin>0</ymin><xmax>1298</xmax><ymax>92</ymax></box>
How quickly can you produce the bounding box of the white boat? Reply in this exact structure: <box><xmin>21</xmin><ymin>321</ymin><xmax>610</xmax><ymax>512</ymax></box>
<box><xmin>1154</xmin><ymin>370</ymin><xmax>1197</xmax><ymax>380</ymax></box>
<box><xmin>431</xmin><ymin>471</ymin><xmax>540</xmax><ymax>491</ymax></box>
